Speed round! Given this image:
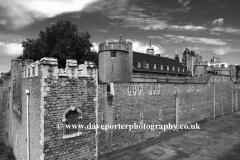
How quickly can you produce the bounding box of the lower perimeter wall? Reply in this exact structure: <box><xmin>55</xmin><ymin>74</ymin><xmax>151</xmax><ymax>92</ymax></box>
<box><xmin>98</xmin><ymin>75</ymin><xmax>240</xmax><ymax>154</ymax></box>
<box><xmin>0</xmin><ymin>77</ymin><xmax>10</xmax><ymax>145</ymax></box>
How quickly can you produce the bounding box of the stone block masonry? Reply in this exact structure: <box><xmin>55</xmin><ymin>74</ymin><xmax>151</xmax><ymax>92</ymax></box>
<box><xmin>98</xmin><ymin>75</ymin><xmax>240</xmax><ymax>154</ymax></box>
<box><xmin>1</xmin><ymin>57</ymin><xmax>240</xmax><ymax>159</ymax></box>
<box><xmin>0</xmin><ymin>76</ymin><xmax>10</xmax><ymax>146</ymax></box>
<box><xmin>7</xmin><ymin>57</ymin><xmax>98</xmax><ymax>160</ymax></box>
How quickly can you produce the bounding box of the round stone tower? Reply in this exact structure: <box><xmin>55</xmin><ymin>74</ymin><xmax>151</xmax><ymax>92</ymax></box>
<box><xmin>194</xmin><ymin>64</ymin><xmax>208</xmax><ymax>76</ymax></box>
<box><xmin>98</xmin><ymin>39</ymin><xmax>133</xmax><ymax>83</ymax></box>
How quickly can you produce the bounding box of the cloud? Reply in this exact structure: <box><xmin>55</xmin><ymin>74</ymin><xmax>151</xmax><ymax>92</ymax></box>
<box><xmin>164</xmin><ymin>34</ymin><xmax>227</xmax><ymax>45</ymax></box>
<box><xmin>0</xmin><ymin>19</ymin><xmax>8</xmax><ymax>25</ymax></box>
<box><xmin>213</xmin><ymin>48</ymin><xmax>240</xmax><ymax>55</ymax></box>
<box><xmin>70</xmin><ymin>14</ymin><xmax>81</xmax><ymax>19</ymax></box>
<box><xmin>178</xmin><ymin>0</ymin><xmax>190</xmax><ymax>7</ymax></box>
<box><xmin>148</xmin><ymin>36</ymin><xmax>163</xmax><ymax>40</ymax></box>
<box><xmin>91</xmin><ymin>42</ymin><xmax>99</xmax><ymax>52</ymax></box>
<box><xmin>0</xmin><ymin>0</ymin><xmax>99</xmax><ymax>29</ymax></box>
<box><xmin>97</xmin><ymin>1</ymin><xmax>192</xmax><ymax>31</ymax></box>
<box><xmin>0</xmin><ymin>41</ymin><xmax>23</xmax><ymax>55</ymax></box>
<box><xmin>127</xmin><ymin>39</ymin><xmax>165</xmax><ymax>54</ymax></box>
<box><xmin>170</xmin><ymin>25</ymin><xmax>206</xmax><ymax>31</ymax></box>
<box><xmin>210</xmin><ymin>27</ymin><xmax>240</xmax><ymax>34</ymax></box>
<box><xmin>126</xmin><ymin>18</ymin><xmax>168</xmax><ymax>30</ymax></box>
<box><xmin>94</xmin><ymin>29</ymin><xmax>108</xmax><ymax>33</ymax></box>
<box><xmin>111</xmin><ymin>13</ymin><xmax>206</xmax><ymax>32</ymax></box>
<box><xmin>105</xmin><ymin>4</ymin><xmax>202</xmax><ymax>32</ymax></box>
<box><xmin>212</xmin><ymin>18</ymin><xmax>224</xmax><ymax>26</ymax></box>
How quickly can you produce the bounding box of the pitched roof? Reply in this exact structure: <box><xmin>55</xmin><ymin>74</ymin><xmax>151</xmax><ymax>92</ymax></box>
<box><xmin>133</xmin><ymin>51</ymin><xmax>187</xmax><ymax>75</ymax></box>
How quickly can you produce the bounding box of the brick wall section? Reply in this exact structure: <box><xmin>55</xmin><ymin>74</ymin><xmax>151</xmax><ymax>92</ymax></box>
<box><xmin>10</xmin><ymin>59</ymin><xmax>25</xmax><ymax>160</ymax></box>
<box><xmin>22</xmin><ymin>71</ymin><xmax>42</xmax><ymax>160</ymax></box>
<box><xmin>40</xmin><ymin>59</ymin><xmax>97</xmax><ymax>160</ymax></box>
<box><xmin>0</xmin><ymin>77</ymin><xmax>10</xmax><ymax>145</ymax></box>
<box><xmin>43</xmin><ymin>77</ymin><xmax>96</xmax><ymax>160</ymax></box>
<box><xmin>98</xmin><ymin>74</ymin><xmax>240</xmax><ymax>154</ymax></box>
<box><xmin>97</xmin><ymin>83</ymin><xmax>110</xmax><ymax>153</ymax></box>
<box><xmin>7</xmin><ymin>58</ymin><xmax>98</xmax><ymax>160</ymax></box>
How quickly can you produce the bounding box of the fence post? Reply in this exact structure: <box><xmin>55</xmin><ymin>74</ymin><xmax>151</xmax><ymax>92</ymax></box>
<box><xmin>175</xmin><ymin>94</ymin><xmax>179</xmax><ymax>131</ymax></box>
<box><xmin>236</xmin><ymin>90</ymin><xmax>238</xmax><ymax>112</ymax></box>
<box><xmin>232</xmin><ymin>90</ymin><xmax>234</xmax><ymax>113</ymax></box>
<box><xmin>213</xmin><ymin>82</ymin><xmax>216</xmax><ymax>118</ymax></box>
<box><xmin>221</xmin><ymin>90</ymin><xmax>223</xmax><ymax>116</ymax></box>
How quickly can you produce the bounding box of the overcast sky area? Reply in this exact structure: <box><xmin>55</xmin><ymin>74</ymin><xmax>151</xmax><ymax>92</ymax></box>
<box><xmin>0</xmin><ymin>0</ymin><xmax>240</xmax><ymax>72</ymax></box>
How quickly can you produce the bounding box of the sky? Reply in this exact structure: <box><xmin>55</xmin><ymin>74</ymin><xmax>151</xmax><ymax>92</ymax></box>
<box><xmin>0</xmin><ymin>0</ymin><xmax>240</xmax><ymax>72</ymax></box>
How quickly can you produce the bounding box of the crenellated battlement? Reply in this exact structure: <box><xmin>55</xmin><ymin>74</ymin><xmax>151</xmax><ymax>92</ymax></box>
<box><xmin>23</xmin><ymin>60</ymin><xmax>40</xmax><ymax>78</ymax></box>
<box><xmin>22</xmin><ymin>57</ymin><xmax>97</xmax><ymax>79</ymax></box>
<box><xmin>98</xmin><ymin>40</ymin><xmax>132</xmax><ymax>53</ymax></box>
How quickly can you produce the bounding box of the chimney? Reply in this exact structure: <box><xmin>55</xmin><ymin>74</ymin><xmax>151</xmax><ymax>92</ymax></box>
<box><xmin>175</xmin><ymin>50</ymin><xmax>179</xmax><ymax>62</ymax></box>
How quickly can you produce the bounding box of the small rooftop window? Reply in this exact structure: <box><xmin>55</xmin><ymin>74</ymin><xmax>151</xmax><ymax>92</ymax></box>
<box><xmin>153</xmin><ymin>64</ymin><xmax>156</xmax><ymax>69</ymax></box>
<box><xmin>146</xmin><ymin>63</ymin><xmax>149</xmax><ymax>69</ymax></box>
<box><xmin>138</xmin><ymin>62</ymin><xmax>141</xmax><ymax>68</ymax></box>
<box><xmin>161</xmin><ymin>65</ymin><xmax>163</xmax><ymax>70</ymax></box>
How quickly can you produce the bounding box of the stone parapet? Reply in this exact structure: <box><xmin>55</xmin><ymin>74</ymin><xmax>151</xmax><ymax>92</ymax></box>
<box><xmin>99</xmin><ymin>40</ymin><xmax>132</xmax><ymax>53</ymax></box>
<box><xmin>22</xmin><ymin>57</ymin><xmax>96</xmax><ymax>79</ymax></box>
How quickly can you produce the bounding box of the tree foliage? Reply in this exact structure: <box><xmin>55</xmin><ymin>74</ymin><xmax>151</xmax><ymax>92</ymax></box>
<box><xmin>19</xmin><ymin>20</ymin><xmax>98</xmax><ymax>68</ymax></box>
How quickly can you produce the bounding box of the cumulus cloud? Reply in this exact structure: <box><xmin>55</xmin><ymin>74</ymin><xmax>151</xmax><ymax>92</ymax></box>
<box><xmin>0</xmin><ymin>41</ymin><xmax>23</xmax><ymax>55</ymax></box>
<box><xmin>91</xmin><ymin>42</ymin><xmax>99</xmax><ymax>52</ymax></box>
<box><xmin>127</xmin><ymin>39</ymin><xmax>165</xmax><ymax>54</ymax></box>
<box><xmin>212</xmin><ymin>18</ymin><xmax>224</xmax><ymax>26</ymax></box>
<box><xmin>164</xmin><ymin>35</ymin><xmax>227</xmax><ymax>45</ymax></box>
<box><xmin>0</xmin><ymin>0</ymin><xmax>99</xmax><ymax>29</ymax></box>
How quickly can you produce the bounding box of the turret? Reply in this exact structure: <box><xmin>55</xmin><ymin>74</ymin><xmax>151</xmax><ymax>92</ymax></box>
<box><xmin>98</xmin><ymin>37</ymin><xmax>133</xmax><ymax>83</ymax></box>
<box><xmin>146</xmin><ymin>40</ymin><xmax>154</xmax><ymax>55</ymax></box>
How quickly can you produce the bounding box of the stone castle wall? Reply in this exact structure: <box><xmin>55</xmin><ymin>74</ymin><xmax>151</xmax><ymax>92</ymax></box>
<box><xmin>133</xmin><ymin>72</ymin><xmax>187</xmax><ymax>82</ymax></box>
<box><xmin>1</xmin><ymin>57</ymin><xmax>240</xmax><ymax>159</ymax></box>
<box><xmin>98</xmin><ymin>75</ymin><xmax>240</xmax><ymax>154</ymax></box>
<box><xmin>0</xmin><ymin>76</ymin><xmax>10</xmax><ymax>145</ymax></box>
<box><xmin>4</xmin><ymin>57</ymin><xmax>98</xmax><ymax>160</ymax></box>
<box><xmin>10</xmin><ymin>59</ymin><xmax>25</xmax><ymax>160</ymax></box>
<box><xmin>26</xmin><ymin>58</ymin><xmax>97</xmax><ymax>160</ymax></box>
<box><xmin>22</xmin><ymin>60</ymin><xmax>42</xmax><ymax>160</ymax></box>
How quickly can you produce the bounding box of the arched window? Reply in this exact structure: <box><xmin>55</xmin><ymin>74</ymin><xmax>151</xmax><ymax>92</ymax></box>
<box><xmin>62</xmin><ymin>106</ymin><xmax>82</xmax><ymax>139</ymax></box>
<box><xmin>66</xmin><ymin>110</ymin><xmax>78</xmax><ymax>135</ymax></box>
